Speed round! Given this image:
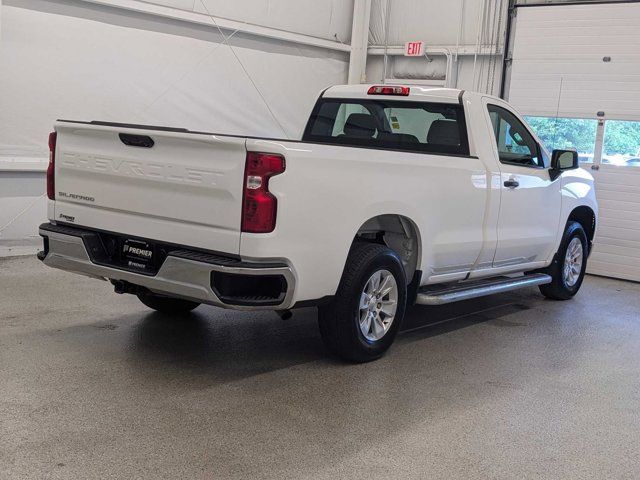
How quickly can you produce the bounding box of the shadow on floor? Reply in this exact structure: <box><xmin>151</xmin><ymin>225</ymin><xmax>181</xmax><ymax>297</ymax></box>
<box><xmin>125</xmin><ymin>290</ymin><xmax>535</xmax><ymax>385</ymax></box>
<box><xmin>400</xmin><ymin>295</ymin><xmax>532</xmax><ymax>341</ymax></box>
<box><xmin>127</xmin><ymin>307</ymin><xmax>328</xmax><ymax>384</ymax></box>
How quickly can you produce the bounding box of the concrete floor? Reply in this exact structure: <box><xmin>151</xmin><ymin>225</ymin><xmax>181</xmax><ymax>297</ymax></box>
<box><xmin>1</xmin><ymin>256</ymin><xmax>639</xmax><ymax>479</ymax></box>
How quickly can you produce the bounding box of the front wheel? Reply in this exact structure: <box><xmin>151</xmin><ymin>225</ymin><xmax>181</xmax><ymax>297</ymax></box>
<box><xmin>318</xmin><ymin>243</ymin><xmax>407</xmax><ymax>363</ymax></box>
<box><xmin>539</xmin><ymin>221</ymin><xmax>588</xmax><ymax>300</ymax></box>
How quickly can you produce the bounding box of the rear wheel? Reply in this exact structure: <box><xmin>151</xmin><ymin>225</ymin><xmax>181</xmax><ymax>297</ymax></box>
<box><xmin>318</xmin><ymin>243</ymin><xmax>407</xmax><ymax>363</ymax></box>
<box><xmin>137</xmin><ymin>290</ymin><xmax>200</xmax><ymax>314</ymax></box>
<box><xmin>539</xmin><ymin>221</ymin><xmax>588</xmax><ymax>300</ymax></box>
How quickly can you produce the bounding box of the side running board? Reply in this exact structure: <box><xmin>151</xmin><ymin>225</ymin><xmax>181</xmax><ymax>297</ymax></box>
<box><xmin>415</xmin><ymin>273</ymin><xmax>552</xmax><ymax>306</ymax></box>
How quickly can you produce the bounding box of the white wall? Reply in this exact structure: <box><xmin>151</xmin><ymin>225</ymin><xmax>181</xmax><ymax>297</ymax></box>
<box><xmin>1</xmin><ymin>0</ymin><xmax>350</xmax><ymax>153</ymax></box>
<box><xmin>0</xmin><ymin>0</ymin><xmax>350</xmax><ymax>242</ymax></box>
<box><xmin>369</xmin><ymin>0</ymin><xmax>490</xmax><ymax>46</ymax></box>
<box><xmin>138</xmin><ymin>0</ymin><xmax>355</xmax><ymax>43</ymax></box>
<box><xmin>508</xmin><ymin>2</ymin><xmax>640</xmax><ymax>120</ymax></box>
<box><xmin>192</xmin><ymin>0</ymin><xmax>354</xmax><ymax>43</ymax></box>
<box><xmin>366</xmin><ymin>0</ymin><xmax>507</xmax><ymax>94</ymax></box>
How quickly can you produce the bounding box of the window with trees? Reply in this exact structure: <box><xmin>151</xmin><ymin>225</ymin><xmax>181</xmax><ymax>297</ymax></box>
<box><xmin>524</xmin><ymin>116</ymin><xmax>640</xmax><ymax>168</ymax></box>
<box><xmin>524</xmin><ymin>117</ymin><xmax>597</xmax><ymax>164</ymax></box>
<box><xmin>603</xmin><ymin>120</ymin><xmax>640</xmax><ymax>167</ymax></box>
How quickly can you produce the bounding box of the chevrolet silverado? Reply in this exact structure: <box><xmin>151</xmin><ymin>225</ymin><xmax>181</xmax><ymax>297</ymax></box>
<box><xmin>38</xmin><ymin>84</ymin><xmax>598</xmax><ymax>362</ymax></box>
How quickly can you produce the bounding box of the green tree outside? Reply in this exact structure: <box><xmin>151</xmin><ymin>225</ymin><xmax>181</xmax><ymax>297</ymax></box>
<box><xmin>525</xmin><ymin>116</ymin><xmax>640</xmax><ymax>157</ymax></box>
<box><xmin>524</xmin><ymin>116</ymin><xmax>597</xmax><ymax>154</ymax></box>
<box><xmin>603</xmin><ymin>120</ymin><xmax>640</xmax><ymax>156</ymax></box>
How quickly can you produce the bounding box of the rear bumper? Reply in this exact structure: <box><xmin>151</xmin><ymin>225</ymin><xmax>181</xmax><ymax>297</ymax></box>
<box><xmin>38</xmin><ymin>223</ymin><xmax>295</xmax><ymax>310</ymax></box>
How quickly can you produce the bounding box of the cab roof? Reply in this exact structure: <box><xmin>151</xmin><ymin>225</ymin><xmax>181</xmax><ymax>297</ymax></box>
<box><xmin>322</xmin><ymin>84</ymin><xmax>464</xmax><ymax>104</ymax></box>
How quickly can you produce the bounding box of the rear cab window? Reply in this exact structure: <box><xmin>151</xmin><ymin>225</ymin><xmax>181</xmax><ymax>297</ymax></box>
<box><xmin>302</xmin><ymin>99</ymin><xmax>470</xmax><ymax>156</ymax></box>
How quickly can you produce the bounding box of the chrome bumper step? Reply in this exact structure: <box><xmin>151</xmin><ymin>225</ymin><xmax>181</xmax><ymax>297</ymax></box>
<box><xmin>415</xmin><ymin>273</ymin><xmax>552</xmax><ymax>306</ymax></box>
<box><xmin>38</xmin><ymin>223</ymin><xmax>295</xmax><ymax>310</ymax></box>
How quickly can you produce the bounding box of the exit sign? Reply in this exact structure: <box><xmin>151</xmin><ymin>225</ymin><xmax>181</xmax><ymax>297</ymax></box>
<box><xmin>404</xmin><ymin>41</ymin><xmax>424</xmax><ymax>57</ymax></box>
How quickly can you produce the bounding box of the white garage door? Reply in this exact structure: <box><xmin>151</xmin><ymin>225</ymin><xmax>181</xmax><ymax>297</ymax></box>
<box><xmin>507</xmin><ymin>2</ymin><xmax>640</xmax><ymax>282</ymax></box>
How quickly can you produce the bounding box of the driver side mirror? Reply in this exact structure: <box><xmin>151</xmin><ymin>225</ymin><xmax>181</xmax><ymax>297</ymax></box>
<box><xmin>550</xmin><ymin>149</ymin><xmax>579</xmax><ymax>180</ymax></box>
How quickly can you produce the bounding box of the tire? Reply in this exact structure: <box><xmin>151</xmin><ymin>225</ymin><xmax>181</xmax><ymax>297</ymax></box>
<box><xmin>137</xmin><ymin>290</ymin><xmax>200</xmax><ymax>314</ymax></box>
<box><xmin>318</xmin><ymin>242</ymin><xmax>407</xmax><ymax>363</ymax></box>
<box><xmin>539</xmin><ymin>221</ymin><xmax>588</xmax><ymax>300</ymax></box>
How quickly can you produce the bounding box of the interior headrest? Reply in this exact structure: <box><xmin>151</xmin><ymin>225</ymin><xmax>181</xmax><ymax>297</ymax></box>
<box><xmin>343</xmin><ymin>113</ymin><xmax>376</xmax><ymax>138</ymax></box>
<box><xmin>427</xmin><ymin>120</ymin><xmax>460</xmax><ymax>146</ymax></box>
<box><xmin>377</xmin><ymin>132</ymin><xmax>420</xmax><ymax>144</ymax></box>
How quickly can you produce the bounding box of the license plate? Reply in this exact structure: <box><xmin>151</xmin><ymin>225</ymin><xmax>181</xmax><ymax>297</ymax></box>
<box><xmin>122</xmin><ymin>239</ymin><xmax>154</xmax><ymax>269</ymax></box>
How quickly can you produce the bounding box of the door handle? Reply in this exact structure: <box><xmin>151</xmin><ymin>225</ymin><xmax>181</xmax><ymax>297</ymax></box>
<box><xmin>504</xmin><ymin>179</ymin><xmax>519</xmax><ymax>189</ymax></box>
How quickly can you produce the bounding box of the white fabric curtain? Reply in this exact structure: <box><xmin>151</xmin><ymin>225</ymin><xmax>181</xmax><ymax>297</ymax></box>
<box><xmin>0</xmin><ymin>0</ymin><xmax>350</xmax><ymax>162</ymax></box>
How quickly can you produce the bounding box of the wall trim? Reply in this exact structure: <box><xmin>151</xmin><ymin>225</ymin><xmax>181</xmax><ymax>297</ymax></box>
<box><xmin>0</xmin><ymin>158</ymin><xmax>48</xmax><ymax>172</ymax></box>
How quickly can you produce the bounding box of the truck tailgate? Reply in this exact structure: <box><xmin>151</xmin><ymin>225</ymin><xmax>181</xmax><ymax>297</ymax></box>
<box><xmin>53</xmin><ymin>122</ymin><xmax>246</xmax><ymax>254</ymax></box>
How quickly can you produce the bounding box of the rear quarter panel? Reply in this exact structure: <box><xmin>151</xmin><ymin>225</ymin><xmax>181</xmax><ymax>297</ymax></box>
<box><xmin>242</xmin><ymin>139</ymin><xmax>488</xmax><ymax>302</ymax></box>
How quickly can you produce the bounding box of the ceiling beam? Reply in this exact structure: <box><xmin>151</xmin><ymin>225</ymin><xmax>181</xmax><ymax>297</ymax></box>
<box><xmin>348</xmin><ymin>0</ymin><xmax>372</xmax><ymax>84</ymax></box>
<box><xmin>79</xmin><ymin>0</ymin><xmax>351</xmax><ymax>52</ymax></box>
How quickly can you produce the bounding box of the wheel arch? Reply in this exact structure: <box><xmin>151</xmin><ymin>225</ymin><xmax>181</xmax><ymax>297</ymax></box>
<box><xmin>567</xmin><ymin>205</ymin><xmax>596</xmax><ymax>253</ymax></box>
<box><xmin>351</xmin><ymin>214</ymin><xmax>422</xmax><ymax>285</ymax></box>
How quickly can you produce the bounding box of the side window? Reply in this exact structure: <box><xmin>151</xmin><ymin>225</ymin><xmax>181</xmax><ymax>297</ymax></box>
<box><xmin>488</xmin><ymin>104</ymin><xmax>542</xmax><ymax>167</ymax></box>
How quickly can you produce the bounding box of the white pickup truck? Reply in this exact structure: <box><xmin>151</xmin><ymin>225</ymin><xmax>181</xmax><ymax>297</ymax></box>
<box><xmin>39</xmin><ymin>84</ymin><xmax>598</xmax><ymax>362</ymax></box>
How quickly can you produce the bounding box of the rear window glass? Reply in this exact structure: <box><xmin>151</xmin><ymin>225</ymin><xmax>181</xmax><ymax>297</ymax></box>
<box><xmin>302</xmin><ymin>99</ymin><xmax>469</xmax><ymax>156</ymax></box>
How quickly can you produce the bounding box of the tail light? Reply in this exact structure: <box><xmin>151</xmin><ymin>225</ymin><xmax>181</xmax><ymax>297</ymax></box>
<box><xmin>47</xmin><ymin>131</ymin><xmax>57</xmax><ymax>200</ymax></box>
<box><xmin>367</xmin><ymin>85</ymin><xmax>410</xmax><ymax>96</ymax></box>
<box><xmin>241</xmin><ymin>152</ymin><xmax>285</xmax><ymax>233</ymax></box>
